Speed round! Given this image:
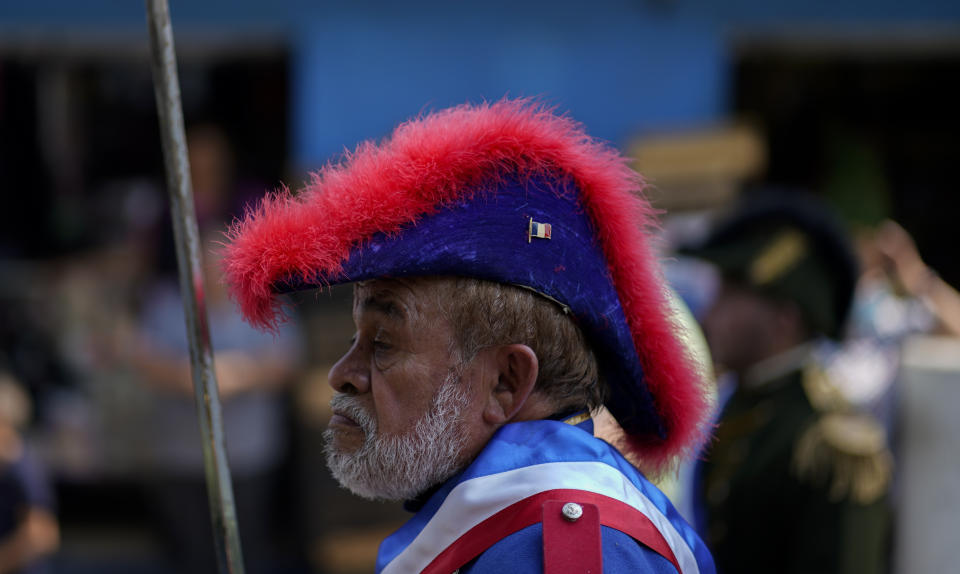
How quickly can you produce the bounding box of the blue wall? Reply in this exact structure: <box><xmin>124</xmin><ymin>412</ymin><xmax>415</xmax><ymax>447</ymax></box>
<box><xmin>291</xmin><ymin>7</ymin><xmax>726</xmax><ymax>164</ymax></box>
<box><xmin>2</xmin><ymin>0</ymin><xmax>958</xmax><ymax>168</ymax></box>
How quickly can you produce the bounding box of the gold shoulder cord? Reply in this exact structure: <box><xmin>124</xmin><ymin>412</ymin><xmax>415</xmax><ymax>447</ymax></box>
<box><xmin>800</xmin><ymin>363</ymin><xmax>848</xmax><ymax>412</ymax></box>
<box><xmin>792</xmin><ymin>365</ymin><xmax>892</xmax><ymax>505</ymax></box>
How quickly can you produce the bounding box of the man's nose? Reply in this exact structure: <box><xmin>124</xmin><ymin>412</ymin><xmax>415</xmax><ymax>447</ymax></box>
<box><xmin>328</xmin><ymin>343</ymin><xmax>371</xmax><ymax>395</ymax></box>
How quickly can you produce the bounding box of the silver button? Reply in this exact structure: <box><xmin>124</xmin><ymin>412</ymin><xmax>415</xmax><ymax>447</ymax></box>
<box><xmin>561</xmin><ymin>502</ymin><xmax>583</xmax><ymax>522</ymax></box>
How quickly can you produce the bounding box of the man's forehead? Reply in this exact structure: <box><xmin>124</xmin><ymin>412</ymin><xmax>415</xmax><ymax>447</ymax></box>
<box><xmin>353</xmin><ymin>277</ymin><xmax>449</xmax><ymax>320</ymax></box>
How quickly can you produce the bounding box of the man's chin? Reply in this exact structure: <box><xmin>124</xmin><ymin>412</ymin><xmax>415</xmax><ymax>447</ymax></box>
<box><xmin>322</xmin><ymin>377</ymin><xmax>471</xmax><ymax>502</ymax></box>
<box><xmin>325</xmin><ymin>427</ymin><xmax>365</xmax><ymax>455</ymax></box>
<box><xmin>324</xmin><ymin>457</ymin><xmax>414</xmax><ymax>503</ymax></box>
<box><xmin>322</xmin><ymin>438</ymin><xmax>463</xmax><ymax>503</ymax></box>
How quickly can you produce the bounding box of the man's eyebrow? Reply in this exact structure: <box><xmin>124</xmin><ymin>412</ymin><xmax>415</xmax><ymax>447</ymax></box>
<box><xmin>358</xmin><ymin>295</ymin><xmax>407</xmax><ymax>321</ymax></box>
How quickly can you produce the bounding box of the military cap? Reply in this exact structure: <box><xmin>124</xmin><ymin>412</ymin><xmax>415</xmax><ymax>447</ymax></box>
<box><xmin>684</xmin><ymin>192</ymin><xmax>859</xmax><ymax>338</ymax></box>
<box><xmin>223</xmin><ymin>99</ymin><xmax>711</xmax><ymax>473</ymax></box>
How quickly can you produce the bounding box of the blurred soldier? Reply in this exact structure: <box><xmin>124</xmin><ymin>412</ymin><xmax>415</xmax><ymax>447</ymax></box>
<box><xmin>223</xmin><ymin>100</ymin><xmax>715</xmax><ymax>573</ymax></box>
<box><xmin>686</xmin><ymin>194</ymin><xmax>892</xmax><ymax>574</ymax></box>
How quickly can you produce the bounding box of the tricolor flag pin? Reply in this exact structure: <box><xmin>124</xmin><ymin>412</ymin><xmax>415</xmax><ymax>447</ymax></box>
<box><xmin>528</xmin><ymin>217</ymin><xmax>552</xmax><ymax>243</ymax></box>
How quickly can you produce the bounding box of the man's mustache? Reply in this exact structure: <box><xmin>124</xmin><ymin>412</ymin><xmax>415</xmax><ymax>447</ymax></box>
<box><xmin>330</xmin><ymin>393</ymin><xmax>376</xmax><ymax>433</ymax></box>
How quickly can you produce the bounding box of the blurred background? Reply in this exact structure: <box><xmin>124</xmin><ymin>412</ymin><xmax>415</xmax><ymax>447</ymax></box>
<box><xmin>0</xmin><ymin>1</ymin><xmax>958</xmax><ymax>573</ymax></box>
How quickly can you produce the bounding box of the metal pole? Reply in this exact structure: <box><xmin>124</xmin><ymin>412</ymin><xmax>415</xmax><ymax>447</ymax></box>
<box><xmin>144</xmin><ymin>2</ymin><xmax>246</xmax><ymax>573</ymax></box>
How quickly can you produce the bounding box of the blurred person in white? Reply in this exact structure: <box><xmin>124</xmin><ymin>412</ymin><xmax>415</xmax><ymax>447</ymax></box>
<box><xmin>819</xmin><ymin>220</ymin><xmax>960</xmax><ymax>433</ymax></box>
<box><xmin>819</xmin><ymin>135</ymin><xmax>960</xmax><ymax>428</ymax></box>
<box><xmin>124</xmin><ymin>234</ymin><xmax>300</xmax><ymax>574</ymax></box>
<box><xmin>122</xmin><ymin>123</ymin><xmax>300</xmax><ymax>573</ymax></box>
<box><xmin>852</xmin><ymin>220</ymin><xmax>960</xmax><ymax>338</ymax></box>
<box><xmin>0</xmin><ymin>372</ymin><xmax>59</xmax><ymax>574</ymax></box>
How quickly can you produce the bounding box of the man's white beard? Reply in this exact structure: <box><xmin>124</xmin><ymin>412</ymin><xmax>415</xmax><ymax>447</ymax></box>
<box><xmin>323</xmin><ymin>374</ymin><xmax>471</xmax><ymax>502</ymax></box>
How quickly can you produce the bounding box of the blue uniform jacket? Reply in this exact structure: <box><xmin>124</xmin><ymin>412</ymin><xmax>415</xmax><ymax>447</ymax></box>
<box><xmin>376</xmin><ymin>417</ymin><xmax>715</xmax><ymax>574</ymax></box>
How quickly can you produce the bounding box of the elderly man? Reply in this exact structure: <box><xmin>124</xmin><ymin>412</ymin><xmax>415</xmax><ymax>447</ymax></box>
<box><xmin>224</xmin><ymin>100</ymin><xmax>714</xmax><ymax>573</ymax></box>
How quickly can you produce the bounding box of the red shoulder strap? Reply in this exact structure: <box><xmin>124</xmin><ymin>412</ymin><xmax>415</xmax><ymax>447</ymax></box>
<box><xmin>420</xmin><ymin>489</ymin><xmax>681</xmax><ymax>574</ymax></box>
<box><xmin>542</xmin><ymin>500</ymin><xmax>602</xmax><ymax>573</ymax></box>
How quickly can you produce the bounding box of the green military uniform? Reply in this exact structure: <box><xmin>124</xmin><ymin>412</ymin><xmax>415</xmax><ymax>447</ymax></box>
<box><xmin>687</xmin><ymin>194</ymin><xmax>893</xmax><ymax>573</ymax></box>
<box><xmin>700</xmin><ymin>353</ymin><xmax>891</xmax><ymax>573</ymax></box>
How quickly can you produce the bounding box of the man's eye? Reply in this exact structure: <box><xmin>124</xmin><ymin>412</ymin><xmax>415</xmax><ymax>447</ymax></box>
<box><xmin>372</xmin><ymin>339</ymin><xmax>397</xmax><ymax>370</ymax></box>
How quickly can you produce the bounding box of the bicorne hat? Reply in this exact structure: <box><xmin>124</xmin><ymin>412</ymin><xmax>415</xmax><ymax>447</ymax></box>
<box><xmin>223</xmin><ymin>100</ymin><xmax>709</xmax><ymax>472</ymax></box>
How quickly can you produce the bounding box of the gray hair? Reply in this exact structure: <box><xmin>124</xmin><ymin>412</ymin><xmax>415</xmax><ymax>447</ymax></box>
<box><xmin>434</xmin><ymin>277</ymin><xmax>604</xmax><ymax>413</ymax></box>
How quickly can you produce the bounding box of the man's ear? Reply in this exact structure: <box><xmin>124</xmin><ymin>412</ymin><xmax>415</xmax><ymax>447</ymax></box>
<box><xmin>482</xmin><ymin>344</ymin><xmax>539</xmax><ymax>425</ymax></box>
